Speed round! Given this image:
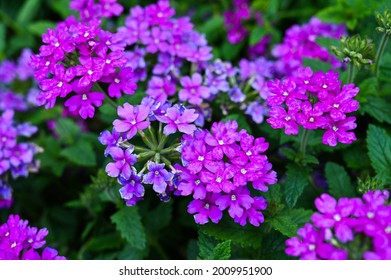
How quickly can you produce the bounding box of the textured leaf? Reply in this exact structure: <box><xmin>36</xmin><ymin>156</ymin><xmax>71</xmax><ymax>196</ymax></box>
<box><xmin>267</xmin><ymin>208</ymin><xmax>313</xmax><ymax>237</ymax></box>
<box><xmin>363</xmin><ymin>96</ymin><xmax>391</xmax><ymax>125</ymax></box>
<box><xmin>111</xmin><ymin>207</ymin><xmax>146</xmax><ymax>250</ymax></box>
<box><xmin>144</xmin><ymin>202</ymin><xmax>173</xmax><ymax>232</ymax></box>
<box><xmin>249</xmin><ymin>26</ymin><xmax>267</xmax><ymax>45</ymax></box>
<box><xmin>198</xmin><ymin>232</ymin><xmax>231</xmax><ymax>260</ymax></box>
<box><xmin>16</xmin><ymin>0</ymin><xmax>41</xmax><ymax>24</ymax></box>
<box><xmin>283</xmin><ymin>164</ymin><xmax>310</xmax><ymax>207</ymax></box>
<box><xmin>28</xmin><ymin>21</ymin><xmax>56</xmax><ymax>37</ymax></box>
<box><xmin>367</xmin><ymin>125</ymin><xmax>391</xmax><ymax>184</ymax></box>
<box><xmin>303</xmin><ymin>58</ymin><xmax>332</xmax><ymax>72</ymax></box>
<box><xmin>201</xmin><ymin>217</ymin><xmax>262</xmax><ymax>248</ymax></box>
<box><xmin>325</xmin><ymin>162</ymin><xmax>356</xmax><ymax>198</ymax></box>
<box><xmin>60</xmin><ymin>141</ymin><xmax>97</xmax><ymax>167</ymax></box>
<box><xmin>55</xmin><ymin>118</ymin><xmax>81</xmax><ymax>144</ymax></box>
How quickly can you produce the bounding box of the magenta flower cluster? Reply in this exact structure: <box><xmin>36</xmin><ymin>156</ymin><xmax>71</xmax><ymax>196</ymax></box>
<box><xmin>176</xmin><ymin>120</ymin><xmax>277</xmax><ymax>226</ymax></box>
<box><xmin>0</xmin><ymin>110</ymin><xmax>39</xmax><ymax>180</ymax></box>
<box><xmin>70</xmin><ymin>0</ymin><xmax>124</xmax><ymax>20</ymax></box>
<box><xmin>266</xmin><ymin>67</ymin><xmax>359</xmax><ymax>146</ymax></box>
<box><xmin>0</xmin><ymin>214</ymin><xmax>66</xmax><ymax>260</ymax></box>
<box><xmin>286</xmin><ymin>190</ymin><xmax>391</xmax><ymax>260</ymax></box>
<box><xmin>99</xmin><ymin>98</ymin><xmax>200</xmax><ymax>206</ymax></box>
<box><xmin>223</xmin><ymin>0</ymin><xmax>270</xmax><ymax>58</ymax></box>
<box><xmin>272</xmin><ymin>18</ymin><xmax>346</xmax><ymax>76</ymax></box>
<box><xmin>30</xmin><ymin>9</ymin><xmax>137</xmax><ymax>119</ymax></box>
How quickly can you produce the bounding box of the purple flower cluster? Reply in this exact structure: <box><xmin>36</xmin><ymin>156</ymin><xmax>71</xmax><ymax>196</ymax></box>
<box><xmin>176</xmin><ymin>120</ymin><xmax>277</xmax><ymax>226</ymax></box>
<box><xmin>272</xmin><ymin>18</ymin><xmax>346</xmax><ymax>76</ymax></box>
<box><xmin>286</xmin><ymin>190</ymin><xmax>391</xmax><ymax>260</ymax></box>
<box><xmin>100</xmin><ymin>98</ymin><xmax>200</xmax><ymax>206</ymax></box>
<box><xmin>0</xmin><ymin>110</ymin><xmax>40</xmax><ymax>180</ymax></box>
<box><xmin>70</xmin><ymin>0</ymin><xmax>124</xmax><ymax>20</ymax></box>
<box><xmin>223</xmin><ymin>0</ymin><xmax>270</xmax><ymax>57</ymax></box>
<box><xmin>0</xmin><ymin>49</ymin><xmax>39</xmax><ymax>111</ymax></box>
<box><xmin>0</xmin><ymin>214</ymin><xmax>66</xmax><ymax>260</ymax></box>
<box><xmin>30</xmin><ymin>13</ymin><xmax>137</xmax><ymax>119</ymax></box>
<box><xmin>266</xmin><ymin>67</ymin><xmax>359</xmax><ymax>146</ymax></box>
<box><xmin>0</xmin><ymin>180</ymin><xmax>13</xmax><ymax>208</ymax></box>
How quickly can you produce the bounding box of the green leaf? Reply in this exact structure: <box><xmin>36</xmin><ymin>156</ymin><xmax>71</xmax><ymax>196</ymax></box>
<box><xmin>316</xmin><ymin>36</ymin><xmax>341</xmax><ymax>53</ymax></box>
<box><xmin>357</xmin><ymin>77</ymin><xmax>377</xmax><ymax>103</ymax></box>
<box><xmin>16</xmin><ymin>0</ymin><xmax>41</xmax><ymax>24</ymax></box>
<box><xmin>85</xmin><ymin>233</ymin><xmax>122</xmax><ymax>252</ymax></box>
<box><xmin>60</xmin><ymin>141</ymin><xmax>97</xmax><ymax>167</ymax></box>
<box><xmin>316</xmin><ymin>5</ymin><xmax>347</xmax><ymax>25</ymax></box>
<box><xmin>302</xmin><ymin>154</ymin><xmax>320</xmax><ymax>165</ymax></box>
<box><xmin>49</xmin><ymin>0</ymin><xmax>74</xmax><ymax>18</ymax></box>
<box><xmin>201</xmin><ymin>218</ymin><xmax>262</xmax><ymax>248</ymax></box>
<box><xmin>198</xmin><ymin>232</ymin><xmax>231</xmax><ymax>260</ymax></box>
<box><xmin>283</xmin><ymin>164</ymin><xmax>310</xmax><ymax>208</ymax></box>
<box><xmin>363</xmin><ymin>96</ymin><xmax>391</xmax><ymax>125</ymax></box>
<box><xmin>118</xmin><ymin>244</ymin><xmax>149</xmax><ymax>260</ymax></box>
<box><xmin>144</xmin><ymin>202</ymin><xmax>173</xmax><ymax>232</ymax></box>
<box><xmin>28</xmin><ymin>21</ymin><xmax>56</xmax><ymax>37</ymax></box>
<box><xmin>55</xmin><ymin>118</ymin><xmax>81</xmax><ymax>144</ymax></box>
<box><xmin>249</xmin><ymin>26</ymin><xmax>267</xmax><ymax>45</ymax></box>
<box><xmin>367</xmin><ymin>125</ymin><xmax>391</xmax><ymax>184</ymax></box>
<box><xmin>221</xmin><ymin>114</ymin><xmax>252</xmax><ymax>134</ymax></box>
<box><xmin>279</xmin><ymin>148</ymin><xmax>296</xmax><ymax>161</ymax></box>
<box><xmin>267</xmin><ymin>208</ymin><xmax>313</xmax><ymax>237</ymax></box>
<box><xmin>221</xmin><ymin>40</ymin><xmax>245</xmax><ymax>61</ymax></box>
<box><xmin>0</xmin><ymin>23</ymin><xmax>5</xmax><ymax>55</ymax></box>
<box><xmin>325</xmin><ymin>162</ymin><xmax>356</xmax><ymax>198</ymax></box>
<box><xmin>302</xmin><ymin>58</ymin><xmax>332</xmax><ymax>72</ymax></box>
<box><xmin>111</xmin><ymin>207</ymin><xmax>146</xmax><ymax>250</ymax></box>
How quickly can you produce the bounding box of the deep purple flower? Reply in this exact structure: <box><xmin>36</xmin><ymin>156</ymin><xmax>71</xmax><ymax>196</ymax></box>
<box><xmin>105</xmin><ymin>147</ymin><xmax>137</xmax><ymax>179</ymax></box>
<box><xmin>187</xmin><ymin>193</ymin><xmax>223</xmax><ymax>224</ymax></box>
<box><xmin>267</xmin><ymin>106</ymin><xmax>299</xmax><ymax>135</ymax></box>
<box><xmin>215</xmin><ymin>187</ymin><xmax>254</xmax><ymax>218</ymax></box>
<box><xmin>234</xmin><ymin>197</ymin><xmax>267</xmax><ymax>226</ymax></box>
<box><xmin>105</xmin><ymin>67</ymin><xmax>137</xmax><ymax>98</ymax></box>
<box><xmin>155</xmin><ymin>107</ymin><xmax>199</xmax><ymax>135</ymax></box>
<box><xmin>75</xmin><ymin>56</ymin><xmax>105</xmax><ymax>88</ymax></box>
<box><xmin>98</xmin><ymin>129</ymin><xmax>122</xmax><ymax>156</ymax></box>
<box><xmin>179</xmin><ymin>73</ymin><xmax>210</xmax><ymax>105</ymax></box>
<box><xmin>118</xmin><ymin>173</ymin><xmax>145</xmax><ymax>206</ymax></box>
<box><xmin>112</xmin><ymin>103</ymin><xmax>150</xmax><ymax>140</ymax></box>
<box><xmin>0</xmin><ymin>180</ymin><xmax>13</xmax><ymax>209</ymax></box>
<box><xmin>245</xmin><ymin>101</ymin><xmax>267</xmax><ymax>124</ymax></box>
<box><xmin>322</xmin><ymin>116</ymin><xmax>357</xmax><ymax>146</ymax></box>
<box><xmin>143</xmin><ymin>161</ymin><xmax>174</xmax><ymax>194</ymax></box>
<box><xmin>200</xmin><ymin>165</ymin><xmax>236</xmax><ymax>193</ymax></box>
<box><xmin>146</xmin><ymin>76</ymin><xmax>176</xmax><ymax>103</ymax></box>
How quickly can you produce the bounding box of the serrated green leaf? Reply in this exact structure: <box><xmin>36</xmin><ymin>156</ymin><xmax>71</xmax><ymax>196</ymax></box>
<box><xmin>363</xmin><ymin>96</ymin><xmax>391</xmax><ymax>125</ymax></box>
<box><xmin>357</xmin><ymin>77</ymin><xmax>377</xmax><ymax>103</ymax></box>
<box><xmin>144</xmin><ymin>202</ymin><xmax>173</xmax><ymax>232</ymax></box>
<box><xmin>198</xmin><ymin>232</ymin><xmax>231</xmax><ymax>260</ymax></box>
<box><xmin>201</xmin><ymin>217</ymin><xmax>262</xmax><ymax>248</ymax></box>
<box><xmin>85</xmin><ymin>233</ymin><xmax>122</xmax><ymax>252</ymax></box>
<box><xmin>302</xmin><ymin>155</ymin><xmax>319</xmax><ymax>165</ymax></box>
<box><xmin>283</xmin><ymin>164</ymin><xmax>310</xmax><ymax>208</ymax></box>
<box><xmin>367</xmin><ymin>125</ymin><xmax>391</xmax><ymax>184</ymax></box>
<box><xmin>28</xmin><ymin>21</ymin><xmax>56</xmax><ymax>37</ymax></box>
<box><xmin>325</xmin><ymin>162</ymin><xmax>356</xmax><ymax>198</ymax></box>
<box><xmin>221</xmin><ymin>114</ymin><xmax>252</xmax><ymax>134</ymax></box>
<box><xmin>111</xmin><ymin>207</ymin><xmax>146</xmax><ymax>250</ymax></box>
<box><xmin>55</xmin><ymin>118</ymin><xmax>81</xmax><ymax>144</ymax></box>
<box><xmin>249</xmin><ymin>26</ymin><xmax>267</xmax><ymax>45</ymax></box>
<box><xmin>222</xmin><ymin>40</ymin><xmax>245</xmax><ymax>61</ymax></box>
<box><xmin>267</xmin><ymin>208</ymin><xmax>313</xmax><ymax>237</ymax></box>
<box><xmin>49</xmin><ymin>0</ymin><xmax>74</xmax><ymax>18</ymax></box>
<box><xmin>60</xmin><ymin>141</ymin><xmax>97</xmax><ymax>167</ymax></box>
<box><xmin>259</xmin><ymin>230</ymin><xmax>293</xmax><ymax>260</ymax></box>
<box><xmin>119</xmin><ymin>244</ymin><xmax>149</xmax><ymax>260</ymax></box>
<box><xmin>316</xmin><ymin>36</ymin><xmax>341</xmax><ymax>53</ymax></box>
<box><xmin>279</xmin><ymin>148</ymin><xmax>296</xmax><ymax>161</ymax></box>
<box><xmin>16</xmin><ymin>0</ymin><xmax>41</xmax><ymax>24</ymax></box>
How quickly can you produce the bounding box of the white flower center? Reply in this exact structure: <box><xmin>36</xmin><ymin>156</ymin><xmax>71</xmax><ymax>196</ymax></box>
<box><xmin>106</xmin><ymin>41</ymin><xmax>111</xmax><ymax>46</ymax></box>
<box><xmin>45</xmin><ymin>61</ymin><xmax>50</xmax><ymax>66</ymax></box>
<box><xmin>283</xmin><ymin>91</ymin><xmax>289</xmax><ymax>97</ymax></box>
<box><xmin>246</xmin><ymin>151</ymin><xmax>252</xmax><ymax>156</ymax></box>
<box><xmin>57</xmin><ymin>82</ymin><xmax>63</xmax><ymax>87</ymax></box>
<box><xmin>106</xmin><ymin>59</ymin><xmax>111</xmax><ymax>64</ymax></box>
<box><xmin>198</xmin><ymin>156</ymin><xmax>204</xmax><ymax>161</ymax></box>
<box><xmin>231</xmin><ymin>195</ymin><xmax>236</xmax><ymax>201</ymax></box>
<box><xmin>322</xmin><ymin>84</ymin><xmax>328</xmax><ymax>89</ymax></box>
<box><xmin>385</xmin><ymin>226</ymin><xmax>391</xmax><ymax>234</ymax></box>
<box><xmin>84</xmin><ymin>32</ymin><xmax>90</xmax><ymax>38</ymax></box>
<box><xmin>204</xmin><ymin>203</ymin><xmax>210</xmax><ymax>209</ymax></box>
<box><xmin>333</xmin><ymin>214</ymin><xmax>341</xmax><ymax>222</ymax></box>
<box><xmin>333</xmin><ymin>104</ymin><xmax>339</xmax><ymax>109</ymax></box>
<box><xmin>54</xmin><ymin>42</ymin><xmax>60</xmax><ymax>47</ymax></box>
<box><xmin>154</xmin><ymin>39</ymin><xmax>159</xmax><ymax>44</ymax></box>
<box><xmin>87</xmin><ymin>70</ymin><xmax>93</xmax><ymax>75</ymax></box>
<box><xmin>367</xmin><ymin>212</ymin><xmax>375</xmax><ymax>219</ymax></box>
<box><xmin>332</xmin><ymin>126</ymin><xmax>338</xmax><ymax>132</ymax></box>
<box><xmin>241</xmin><ymin>169</ymin><xmax>247</xmax><ymax>174</ymax></box>
<box><xmin>154</xmin><ymin>171</ymin><xmax>160</xmax><ymax>175</ymax></box>
<box><xmin>309</xmin><ymin>244</ymin><xmax>316</xmax><ymax>251</ymax></box>
<box><xmin>218</xmin><ymin>140</ymin><xmax>224</xmax><ymax>145</ymax></box>
<box><xmin>304</xmin><ymin>80</ymin><xmax>309</xmax><ymax>84</ymax></box>
<box><xmin>82</xmin><ymin>94</ymin><xmax>88</xmax><ymax>100</ymax></box>
<box><xmin>5</xmin><ymin>232</ymin><xmax>9</xmax><ymax>237</ymax></box>
<box><xmin>114</xmin><ymin>78</ymin><xmax>120</xmax><ymax>84</ymax></box>
<box><xmin>2</xmin><ymin>137</ymin><xmax>7</xmax><ymax>142</ymax></box>
<box><xmin>195</xmin><ymin>180</ymin><xmax>201</xmax><ymax>185</ymax></box>
<box><xmin>157</xmin><ymin>12</ymin><xmax>163</xmax><ymax>18</ymax></box>
<box><xmin>28</xmin><ymin>238</ymin><xmax>33</xmax><ymax>243</ymax></box>
<box><xmin>309</xmin><ymin>117</ymin><xmax>315</xmax><ymax>123</ymax></box>
<box><xmin>216</xmin><ymin>177</ymin><xmax>222</xmax><ymax>183</ymax></box>
<box><xmin>130</xmin><ymin>120</ymin><xmax>137</xmax><ymax>125</ymax></box>
<box><xmin>11</xmin><ymin>242</ymin><xmax>17</xmax><ymax>248</ymax></box>
<box><xmin>285</xmin><ymin>116</ymin><xmax>291</xmax><ymax>121</ymax></box>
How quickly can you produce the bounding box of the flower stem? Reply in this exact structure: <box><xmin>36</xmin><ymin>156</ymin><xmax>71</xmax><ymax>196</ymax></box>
<box><xmin>138</xmin><ymin>130</ymin><xmax>156</xmax><ymax>150</ymax></box>
<box><xmin>374</xmin><ymin>33</ymin><xmax>389</xmax><ymax>77</ymax></box>
<box><xmin>157</xmin><ymin>134</ymin><xmax>168</xmax><ymax>151</ymax></box>
<box><xmin>93</xmin><ymin>83</ymin><xmax>118</xmax><ymax>110</ymax></box>
<box><xmin>299</xmin><ymin>129</ymin><xmax>310</xmax><ymax>158</ymax></box>
<box><xmin>347</xmin><ymin>63</ymin><xmax>355</xmax><ymax>84</ymax></box>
